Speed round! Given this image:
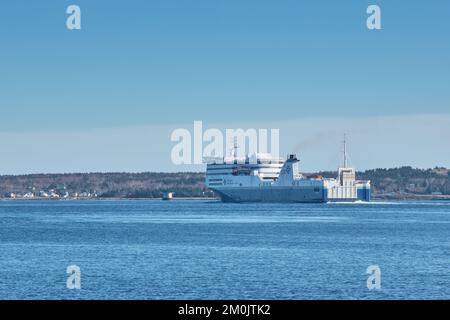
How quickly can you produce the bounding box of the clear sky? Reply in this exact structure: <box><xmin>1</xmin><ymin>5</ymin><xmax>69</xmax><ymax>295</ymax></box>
<box><xmin>0</xmin><ymin>0</ymin><xmax>449</xmax><ymax>174</ymax></box>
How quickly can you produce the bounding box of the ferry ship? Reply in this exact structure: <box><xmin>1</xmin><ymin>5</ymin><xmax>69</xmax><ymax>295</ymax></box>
<box><xmin>205</xmin><ymin>140</ymin><xmax>370</xmax><ymax>203</ymax></box>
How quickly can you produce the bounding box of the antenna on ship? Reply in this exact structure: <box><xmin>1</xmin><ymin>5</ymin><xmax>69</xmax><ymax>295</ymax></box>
<box><xmin>343</xmin><ymin>133</ymin><xmax>347</xmax><ymax>168</ymax></box>
<box><xmin>232</xmin><ymin>137</ymin><xmax>238</xmax><ymax>158</ymax></box>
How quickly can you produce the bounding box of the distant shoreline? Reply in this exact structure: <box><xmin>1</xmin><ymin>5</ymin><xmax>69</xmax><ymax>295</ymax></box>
<box><xmin>0</xmin><ymin>197</ymin><xmax>218</xmax><ymax>201</ymax></box>
<box><xmin>373</xmin><ymin>194</ymin><xmax>450</xmax><ymax>201</ymax></box>
<box><xmin>1</xmin><ymin>168</ymin><xmax>449</xmax><ymax>201</ymax></box>
<box><xmin>1</xmin><ymin>196</ymin><xmax>449</xmax><ymax>202</ymax></box>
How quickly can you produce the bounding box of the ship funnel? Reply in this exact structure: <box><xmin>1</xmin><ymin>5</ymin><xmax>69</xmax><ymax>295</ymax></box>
<box><xmin>277</xmin><ymin>155</ymin><xmax>301</xmax><ymax>185</ymax></box>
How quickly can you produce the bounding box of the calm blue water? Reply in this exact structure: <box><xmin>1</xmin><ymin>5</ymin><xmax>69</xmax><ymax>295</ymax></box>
<box><xmin>0</xmin><ymin>200</ymin><xmax>449</xmax><ymax>300</ymax></box>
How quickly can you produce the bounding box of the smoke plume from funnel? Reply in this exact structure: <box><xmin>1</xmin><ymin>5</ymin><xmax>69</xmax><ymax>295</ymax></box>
<box><xmin>293</xmin><ymin>130</ymin><xmax>339</xmax><ymax>155</ymax></box>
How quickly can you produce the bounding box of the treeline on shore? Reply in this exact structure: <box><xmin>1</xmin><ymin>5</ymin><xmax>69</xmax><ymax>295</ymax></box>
<box><xmin>0</xmin><ymin>172</ymin><xmax>210</xmax><ymax>199</ymax></box>
<box><xmin>0</xmin><ymin>166</ymin><xmax>449</xmax><ymax>199</ymax></box>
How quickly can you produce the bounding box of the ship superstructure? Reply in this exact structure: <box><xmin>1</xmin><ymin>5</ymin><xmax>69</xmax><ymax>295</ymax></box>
<box><xmin>205</xmin><ymin>139</ymin><xmax>370</xmax><ymax>203</ymax></box>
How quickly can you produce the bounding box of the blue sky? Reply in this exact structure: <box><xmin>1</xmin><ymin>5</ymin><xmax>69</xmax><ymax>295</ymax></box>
<box><xmin>0</xmin><ymin>1</ymin><xmax>449</xmax><ymax>173</ymax></box>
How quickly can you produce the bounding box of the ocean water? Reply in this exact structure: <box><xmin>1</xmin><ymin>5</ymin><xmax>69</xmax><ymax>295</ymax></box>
<box><xmin>0</xmin><ymin>200</ymin><xmax>449</xmax><ymax>300</ymax></box>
